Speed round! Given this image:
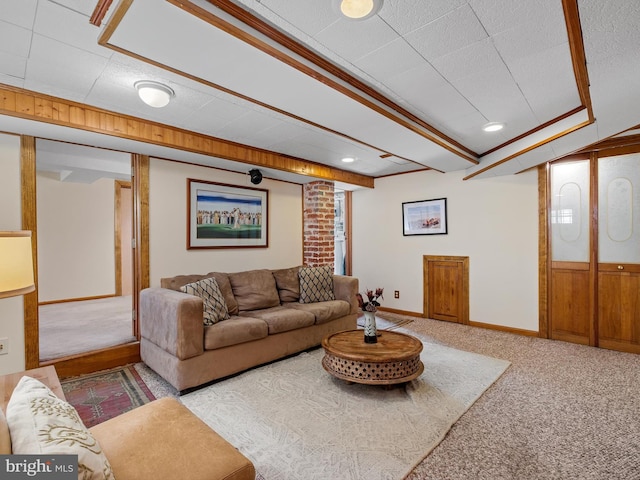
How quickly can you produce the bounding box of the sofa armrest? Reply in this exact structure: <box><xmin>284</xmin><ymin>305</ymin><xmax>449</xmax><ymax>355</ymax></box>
<box><xmin>333</xmin><ymin>275</ymin><xmax>359</xmax><ymax>315</ymax></box>
<box><xmin>90</xmin><ymin>398</ymin><xmax>255</xmax><ymax>480</ymax></box>
<box><xmin>139</xmin><ymin>288</ymin><xmax>204</xmax><ymax>360</ymax></box>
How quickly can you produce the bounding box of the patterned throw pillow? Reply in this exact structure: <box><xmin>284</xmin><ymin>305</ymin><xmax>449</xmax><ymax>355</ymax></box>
<box><xmin>299</xmin><ymin>266</ymin><xmax>335</xmax><ymax>304</ymax></box>
<box><xmin>180</xmin><ymin>277</ymin><xmax>230</xmax><ymax>325</ymax></box>
<box><xmin>6</xmin><ymin>376</ymin><xmax>115</xmax><ymax>480</ymax></box>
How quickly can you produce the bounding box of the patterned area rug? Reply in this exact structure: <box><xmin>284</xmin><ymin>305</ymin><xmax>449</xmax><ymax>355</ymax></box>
<box><xmin>61</xmin><ymin>365</ymin><xmax>155</xmax><ymax>428</ymax></box>
<box><xmin>181</xmin><ymin>331</ymin><xmax>511</xmax><ymax>480</ymax></box>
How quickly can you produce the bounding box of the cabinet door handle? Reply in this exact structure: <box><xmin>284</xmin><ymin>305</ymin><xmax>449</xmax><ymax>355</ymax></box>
<box><xmin>617</xmin><ymin>265</ymin><xmax>624</xmax><ymax>270</ymax></box>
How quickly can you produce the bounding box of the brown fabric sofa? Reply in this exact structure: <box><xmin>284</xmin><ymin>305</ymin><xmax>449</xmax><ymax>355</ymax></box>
<box><xmin>0</xmin><ymin>370</ymin><xmax>255</xmax><ymax>480</ymax></box>
<box><xmin>140</xmin><ymin>266</ymin><xmax>359</xmax><ymax>392</ymax></box>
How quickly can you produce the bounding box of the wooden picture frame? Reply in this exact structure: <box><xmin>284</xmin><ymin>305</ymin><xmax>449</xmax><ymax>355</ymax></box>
<box><xmin>402</xmin><ymin>198</ymin><xmax>448</xmax><ymax>236</ymax></box>
<box><xmin>187</xmin><ymin>178</ymin><xmax>268</xmax><ymax>249</ymax></box>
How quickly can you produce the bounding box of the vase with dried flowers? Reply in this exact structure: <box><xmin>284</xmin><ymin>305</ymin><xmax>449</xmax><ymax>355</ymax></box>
<box><xmin>357</xmin><ymin>288</ymin><xmax>384</xmax><ymax>343</ymax></box>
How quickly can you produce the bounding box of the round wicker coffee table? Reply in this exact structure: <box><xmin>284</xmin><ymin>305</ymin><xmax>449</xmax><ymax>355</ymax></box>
<box><xmin>321</xmin><ymin>330</ymin><xmax>424</xmax><ymax>386</ymax></box>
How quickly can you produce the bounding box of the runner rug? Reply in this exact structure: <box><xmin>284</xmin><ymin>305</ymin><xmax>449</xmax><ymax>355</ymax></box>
<box><xmin>181</xmin><ymin>333</ymin><xmax>511</xmax><ymax>480</ymax></box>
<box><xmin>61</xmin><ymin>365</ymin><xmax>155</xmax><ymax>428</ymax></box>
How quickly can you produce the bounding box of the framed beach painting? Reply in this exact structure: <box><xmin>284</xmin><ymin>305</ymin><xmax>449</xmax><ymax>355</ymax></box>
<box><xmin>187</xmin><ymin>179</ymin><xmax>268</xmax><ymax>249</ymax></box>
<box><xmin>402</xmin><ymin>198</ymin><xmax>448</xmax><ymax>236</ymax></box>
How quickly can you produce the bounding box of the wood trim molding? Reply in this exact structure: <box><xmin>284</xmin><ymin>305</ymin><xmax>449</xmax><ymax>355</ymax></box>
<box><xmin>39</xmin><ymin>294</ymin><xmax>115</xmax><ymax>306</ymax></box>
<box><xmin>40</xmin><ymin>343</ymin><xmax>140</xmax><ymax>379</ymax></box>
<box><xmin>538</xmin><ymin>163</ymin><xmax>550</xmax><ymax>339</ymax></box>
<box><xmin>132</xmin><ymin>154</ymin><xmax>150</xmax><ymax>339</ymax></box>
<box><xmin>562</xmin><ymin>0</ymin><xmax>594</xmax><ymax>122</ymax></box>
<box><xmin>90</xmin><ymin>0</ymin><xmax>114</xmax><ymax>27</ymax></box>
<box><xmin>468</xmin><ymin>321</ymin><xmax>539</xmax><ymax>337</ymax></box>
<box><xmin>0</xmin><ymin>84</ymin><xmax>374</xmax><ymax>188</ymax></box>
<box><xmin>21</xmin><ymin>135</ymin><xmax>39</xmax><ymax>370</ymax></box>
<box><xmin>114</xmin><ymin>179</ymin><xmax>131</xmax><ymax>297</ymax></box>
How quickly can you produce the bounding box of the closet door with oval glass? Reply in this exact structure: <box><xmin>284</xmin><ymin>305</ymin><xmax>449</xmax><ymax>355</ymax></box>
<box><xmin>550</xmin><ymin>159</ymin><xmax>592</xmax><ymax>345</ymax></box>
<box><xmin>598</xmin><ymin>153</ymin><xmax>640</xmax><ymax>353</ymax></box>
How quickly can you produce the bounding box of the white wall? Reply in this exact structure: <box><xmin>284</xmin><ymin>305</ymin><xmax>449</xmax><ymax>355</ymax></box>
<box><xmin>149</xmin><ymin>159</ymin><xmax>303</xmax><ymax>285</ymax></box>
<box><xmin>0</xmin><ymin>133</ymin><xmax>26</xmax><ymax>374</ymax></box>
<box><xmin>352</xmin><ymin>169</ymin><xmax>539</xmax><ymax>331</ymax></box>
<box><xmin>37</xmin><ymin>175</ymin><xmax>116</xmax><ymax>302</ymax></box>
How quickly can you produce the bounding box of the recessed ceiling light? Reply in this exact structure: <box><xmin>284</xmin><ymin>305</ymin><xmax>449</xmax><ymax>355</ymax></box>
<box><xmin>483</xmin><ymin>122</ymin><xmax>505</xmax><ymax>132</ymax></box>
<box><xmin>333</xmin><ymin>0</ymin><xmax>383</xmax><ymax>20</ymax></box>
<box><xmin>134</xmin><ymin>81</ymin><xmax>175</xmax><ymax>108</ymax></box>
<box><xmin>341</xmin><ymin>156</ymin><xmax>356</xmax><ymax>163</ymax></box>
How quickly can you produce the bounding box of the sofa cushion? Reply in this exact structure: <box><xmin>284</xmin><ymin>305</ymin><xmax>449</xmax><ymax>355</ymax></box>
<box><xmin>205</xmin><ymin>272</ymin><xmax>239</xmax><ymax>315</ymax></box>
<box><xmin>6</xmin><ymin>376</ymin><xmax>115</xmax><ymax>480</ymax></box>
<box><xmin>299</xmin><ymin>265</ymin><xmax>336</xmax><ymax>303</ymax></box>
<box><xmin>229</xmin><ymin>269</ymin><xmax>280</xmax><ymax>311</ymax></box>
<box><xmin>284</xmin><ymin>300</ymin><xmax>351</xmax><ymax>325</ymax></box>
<box><xmin>180</xmin><ymin>277</ymin><xmax>230</xmax><ymax>325</ymax></box>
<box><xmin>161</xmin><ymin>273</ymin><xmax>209</xmax><ymax>290</ymax></box>
<box><xmin>204</xmin><ymin>316</ymin><xmax>269</xmax><ymax>350</ymax></box>
<box><xmin>272</xmin><ymin>266</ymin><xmax>301</xmax><ymax>302</ymax></box>
<box><xmin>240</xmin><ymin>306</ymin><xmax>315</xmax><ymax>334</ymax></box>
<box><xmin>161</xmin><ymin>272</ymin><xmax>239</xmax><ymax>315</ymax></box>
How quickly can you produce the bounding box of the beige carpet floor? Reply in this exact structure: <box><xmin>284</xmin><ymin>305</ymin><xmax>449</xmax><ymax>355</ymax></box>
<box><xmin>135</xmin><ymin>313</ymin><xmax>640</xmax><ymax>480</ymax></box>
<box><xmin>39</xmin><ymin>296</ymin><xmax>135</xmax><ymax>361</ymax></box>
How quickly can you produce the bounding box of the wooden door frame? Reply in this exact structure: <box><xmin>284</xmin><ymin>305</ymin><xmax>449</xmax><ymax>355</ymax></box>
<box><xmin>114</xmin><ymin>179</ymin><xmax>132</xmax><ymax>297</ymax></box>
<box><xmin>21</xmin><ymin>137</ymin><xmax>149</xmax><ymax>376</ymax></box>
<box><xmin>422</xmin><ymin>255</ymin><xmax>469</xmax><ymax>324</ymax></box>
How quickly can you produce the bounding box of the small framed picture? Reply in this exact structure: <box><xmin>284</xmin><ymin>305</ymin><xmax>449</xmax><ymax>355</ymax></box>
<box><xmin>402</xmin><ymin>198</ymin><xmax>448</xmax><ymax>236</ymax></box>
<box><xmin>187</xmin><ymin>178</ymin><xmax>268</xmax><ymax>249</ymax></box>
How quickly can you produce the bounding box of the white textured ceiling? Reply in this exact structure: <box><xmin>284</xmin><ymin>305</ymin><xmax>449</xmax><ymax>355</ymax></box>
<box><xmin>0</xmin><ymin>0</ymin><xmax>639</xmax><ymax>187</ymax></box>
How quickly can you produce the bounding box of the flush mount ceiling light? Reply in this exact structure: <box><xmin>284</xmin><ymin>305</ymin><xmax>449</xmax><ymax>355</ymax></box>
<box><xmin>482</xmin><ymin>122</ymin><xmax>505</xmax><ymax>132</ymax></box>
<box><xmin>341</xmin><ymin>156</ymin><xmax>356</xmax><ymax>163</ymax></box>
<box><xmin>134</xmin><ymin>81</ymin><xmax>175</xmax><ymax>108</ymax></box>
<box><xmin>333</xmin><ymin>0</ymin><xmax>383</xmax><ymax>20</ymax></box>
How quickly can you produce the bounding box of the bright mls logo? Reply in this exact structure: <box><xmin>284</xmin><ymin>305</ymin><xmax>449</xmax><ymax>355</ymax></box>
<box><xmin>1</xmin><ymin>455</ymin><xmax>76</xmax><ymax>479</ymax></box>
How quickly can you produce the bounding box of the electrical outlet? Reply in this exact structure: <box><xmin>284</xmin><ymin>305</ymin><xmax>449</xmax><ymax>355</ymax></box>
<box><xmin>394</xmin><ymin>290</ymin><xmax>400</xmax><ymax>299</ymax></box>
<box><xmin>0</xmin><ymin>337</ymin><xmax>8</xmax><ymax>355</ymax></box>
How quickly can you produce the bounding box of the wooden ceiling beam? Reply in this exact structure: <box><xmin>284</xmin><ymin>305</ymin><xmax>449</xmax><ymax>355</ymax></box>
<box><xmin>0</xmin><ymin>84</ymin><xmax>374</xmax><ymax>188</ymax></box>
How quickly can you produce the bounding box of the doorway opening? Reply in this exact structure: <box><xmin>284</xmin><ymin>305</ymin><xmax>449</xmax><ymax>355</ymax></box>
<box><xmin>35</xmin><ymin>139</ymin><xmax>135</xmax><ymax>362</ymax></box>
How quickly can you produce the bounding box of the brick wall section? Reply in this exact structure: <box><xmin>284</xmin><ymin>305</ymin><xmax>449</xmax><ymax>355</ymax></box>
<box><xmin>303</xmin><ymin>181</ymin><xmax>334</xmax><ymax>267</ymax></box>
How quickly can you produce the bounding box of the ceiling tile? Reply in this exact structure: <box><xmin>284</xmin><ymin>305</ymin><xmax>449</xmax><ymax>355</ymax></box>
<box><xmin>34</xmin><ymin>1</ymin><xmax>110</xmax><ymax>58</ymax></box>
<box><xmin>0</xmin><ymin>20</ymin><xmax>31</xmax><ymax>57</ymax></box>
<box><xmin>0</xmin><ymin>51</ymin><xmax>27</xmax><ymax>79</ymax></box>
<box><xmin>0</xmin><ymin>0</ymin><xmax>37</xmax><ymax>28</ymax></box>
<box><xmin>431</xmin><ymin>38</ymin><xmax>503</xmax><ymax>81</ymax></box>
<box><xmin>380</xmin><ymin>0</ymin><xmax>467</xmax><ymax>36</ymax></box>
<box><xmin>246</xmin><ymin>0</ymin><xmax>338</xmax><ymax>37</ymax></box>
<box><xmin>354</xmin><ymin>38</ymin><xmax>425</xmax><ymax>84</ymax></box>
<box><xmin>491</xmin><ymin>13</ymin><xmax>567</xmax><ymax>64</ymax></box>
<box><xmin>509</xmin><ymin>43</ymin><xmax>580</xmax><ymax>123</ymax></box>
<box><xmin>314</xmin><ymin>16</ymin><xmax>398</xmax><ymax>61</ymax></box>
<box><xmin>404</xmin><ymin>5</ymin><xmax>488</xmax><ymax>61</ymax></box>
<box><xmin>468</xmin><ymin>0</ymin><xmax>559</xmax><ymax>35</ymax></box>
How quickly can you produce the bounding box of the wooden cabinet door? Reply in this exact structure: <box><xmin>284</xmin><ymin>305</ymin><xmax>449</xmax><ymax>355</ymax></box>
<box><xmin>423</xmin><ymin>256</ymin><xmax>469</xmax><ymax>324</ymax></box>
<box><xmin>550</xmin><ymin>264</ymin><xmax>592</xmax><ymax>344</ymax></box>
<box><xmin>598</xmin><ymin>265</ymin><xmax>640</xmax><ymax>353</ymax></box>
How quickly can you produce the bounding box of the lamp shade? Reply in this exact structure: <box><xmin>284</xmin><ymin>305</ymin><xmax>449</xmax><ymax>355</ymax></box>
<box><xmin>0</xmin><ymin>231</ymin><xmax>35</xmax><ymax>299</ymax></box>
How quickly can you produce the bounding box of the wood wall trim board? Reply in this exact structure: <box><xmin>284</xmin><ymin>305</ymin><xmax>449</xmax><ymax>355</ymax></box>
<box><xmin>38</xmin><ymin>294</ymin><xmax>116</xmax><ymax>306</ymax></box>
<box><xmin>538</xmin><ymin>164</ymin><xmax>549</xmax><ymax>338</ymax></box>
<box><xmin>40</xmin><ymin>343</ymin><xmax>141</xmax><ymax>379</ymax></box>
<box><xmin>89</xmin><ymin>0</ymin><xmax>114</xmax><ymax>27</ymax></box>
<box><xmin>562</xmin><ymin>0</ymin><xmax>594</xmax><ymax>122</ymax></box>
<box><xmin>21</xmin><ymin>135</ymin><xmax>39</xmax><ymax>370</ymax></box>
<box><xmin>376</xmin><ymin>307</ymin><xmax>425</xmax><ymax>318</ymax></box>
<box><xmin>0</xmin><ymin>84</ymin><xmax>374</xmax><ymax>188</ymax></box>
<box><xmin>468</xmin><ymin>321</ymin><xmax>539</xmax><ymax>338</ymax></box>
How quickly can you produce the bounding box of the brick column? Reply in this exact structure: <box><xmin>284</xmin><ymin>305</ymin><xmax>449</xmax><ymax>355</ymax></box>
<box><xmin>303</xmin><ymin>181</ymin><xmax>334</xmax><ymax>267</ymax></box>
